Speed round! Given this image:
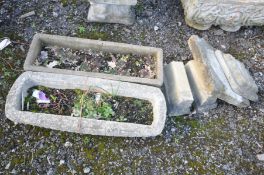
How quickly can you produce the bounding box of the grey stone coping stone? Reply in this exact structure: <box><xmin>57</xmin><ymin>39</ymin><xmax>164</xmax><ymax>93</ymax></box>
<box><xmin>181</xmin><ymin>0</ymin><xmax>264</xmax><ymax>31</ymax></box>
<box><xmin>24</xmin><ymin>34</ymin><xmax>163</xmax><ymax>87</ymax></box>
<box><xmin>5</xmin><ymin>71</ymin><xmax>167</xmax><ymax>137</ymax></box>
<box><xmin>188</xmin><ymin>35</ymin><xmax>250</xmax><ymax>108</ymax></box>
<box><xmin>164</xmin><ymin>61</ymin><xmax>194</xmax><ymax>116</ymax></box>
<box><xmin>87</xmin><ymin>3</ymin><xmax>135</xmax><ymax>25</ymax></box>
<box><xmin>185</xmin><ymin>60</ymin><xmax>218</xmax><ymax>112</ymax></box>
<box><xmin>215</xmin><ymin>50</ymin><xmax>258</xmax><ymax>102</ymax></box>
<box><xmin>89</xmin><ymin>0</ymin><xmax>137</xmax><ymax>5</ymax></box>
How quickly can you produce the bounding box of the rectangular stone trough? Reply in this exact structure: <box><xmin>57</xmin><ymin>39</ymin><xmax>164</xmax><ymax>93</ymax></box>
<box><xmin>24</xmin><ymin>34</ymin><xmax>163</xmax><ymax>87</ymax></box>
<box><xmin>5</xmin><ymin>71</ymin><xmax>166</xmax><ymax>137</ymax></box>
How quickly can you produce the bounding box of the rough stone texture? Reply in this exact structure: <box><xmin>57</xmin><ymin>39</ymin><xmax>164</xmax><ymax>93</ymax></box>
<box><xmin>188</xmin><ymin>35</ymin><xmax>250</xmax><ymax>108</ymax></box>
<box><xmin>185</xmin><ymin>60</ymin><xmax>218</xmax><ymax>112</ymax></box>
<box><xmin>24</xmin><ymin>33</ymin><xmax>163</xmax><ymax>87</ymax></box>
<box><xmin>5</xmin><ymin>71</ymin><xmax>167</xmax><ymax>137</ymax></box>
<box><xmin>181</xmin><ymin>0</ymin><xmax>264</xmax><ymax>31</ymax></box>
<box><xmin>215</xmin><ymin>50</ymin><xmax>259</xmax><ymax>102</ymax></box>
<box><xmin>88</xmin><ymin>0</ymin><xmax>136</xmax><ymax>25</ymax></box>
<box><xmin>90</xmin><ymin>0</ymin><xmax>137</xmax><ymax>5</ymax></box>
<box><xmin>164</xmin><ymin>61</ymin><xmax>194</xmax><ymax>116</ymax></box>
<box><xmin>88</xmin><ymin>3</ymin><xmax>135</xmax><ymax>25</ymax></box>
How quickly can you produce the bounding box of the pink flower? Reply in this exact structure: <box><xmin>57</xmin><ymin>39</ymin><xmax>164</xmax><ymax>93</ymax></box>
<box><xmin>32</xmin><ymin>90</ymin><xmax>50</xmax><ymax>104</ymax></box>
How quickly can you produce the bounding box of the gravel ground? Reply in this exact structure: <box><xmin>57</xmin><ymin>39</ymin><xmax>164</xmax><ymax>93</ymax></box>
<box><xmin>0</xmin><ymin>0</ymin><xmax>263</xmax><ymax>174</ymax></box>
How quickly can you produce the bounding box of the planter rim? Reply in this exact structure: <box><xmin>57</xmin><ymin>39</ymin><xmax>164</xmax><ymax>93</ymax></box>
<box><xmin>24</xmin><ymin>33</ymin><xmax>164</xmax><ymax>87</ymax></box>
<box><xmin>5</xmin><ymin>71</ymin><xmax>167</xmax><ymax>137</ymax></box>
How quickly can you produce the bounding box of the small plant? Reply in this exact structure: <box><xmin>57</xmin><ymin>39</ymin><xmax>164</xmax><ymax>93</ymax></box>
<box><xmin>116</xmin><ymin>115</ymin><xmax>127</xmax><ymax>122</ymax></box>
<box><xmin>72</xmin><ymin>89</ymin><xmax>114</xmax><ymax>119</ymax></box>
<box><xmin>133</xmin><ymin>99</ymin><xmax>143</xmax><ymax>107</ymax></box>
<box><xmin>135</xmin><ymin>3</ymin><xmax>144</xmax><ymax>14</ymax></box>
<box><xmin>83</xmin><ymin>136</ymin><xmax>90</xmax><ymax>145</ymax></box>
<box><xmin>78</xmin><ymin>26</ymin><xmax>86</xmax><ymax>34</ymax></box>
<box><xmin>97</xmin><ymin>102</ymin><xmax>114</xmax><ymax>119</ymax></box>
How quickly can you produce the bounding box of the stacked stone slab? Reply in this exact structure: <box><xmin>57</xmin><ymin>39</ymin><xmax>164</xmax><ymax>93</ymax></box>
<box><xmin>185</xmin><ymin>60</ymin><xmax>217</xmax><ymax>112</ymax></box>
<box><xmin>162</xmin><ymin>35</ymin><xmax>258</xmax><ymax>116</ymax></box>
<box><xmin>186</xmin><ymin>35</ymin><xmax>258</xmax><ymax>111</ymax></box>
<box><xmin>181</xmin><ymin>0</ymin><xmax>264</xmax><ymax>32</ymax></box>
<box><xmin>87</xmin><ymin>0</ymin><xmax>137</xmax><ymax>25</ymax></box>
<box><xmin>164</xmin><ymin>61</ymin><xmax>194</xmax><ymax>116</ymax></box>
<box><xmin>215</xmin><ymin>50</ymin><xmax>258</xmax><ymax>102</ymax></box>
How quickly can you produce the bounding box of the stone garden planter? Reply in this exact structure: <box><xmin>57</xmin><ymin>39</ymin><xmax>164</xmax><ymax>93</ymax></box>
<box><xmin>181</xmin><ymin>0</ymin><xmax>264</xmax><ymax>31</ymax></box>
<box><xmin>87</xmin><ymin>0</ymin><xmax>137</xmax><ymax>25</ymax></box>
<box><xmin>5</xmin><ymin>71</ymin><xmax>166</xmax><ymax>137</ymax></box>
<box><xmin>24</xmin><ymin>34</ymin><xmax>163</xmax><ymax>87</ymax></box>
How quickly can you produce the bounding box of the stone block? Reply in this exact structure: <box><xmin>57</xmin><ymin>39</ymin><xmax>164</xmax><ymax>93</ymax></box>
<box><xmin>88</xmin><ymin>0</ymin><xmax>137</xmax><ymax>25</ymax></box>
<box><xmin>164</xmin><ymin>61</ymin><xmax>194</xmax><ymax>116</ymax></box>
<box><xmin>188</xmin><ymin>35</ymin><xmax>250</xmax><ymax>108</ymax></box>
<box><xmin>181</xmin><ymin>0</ymin><xmax>264</xmax><ymax>31</ymax></box>
<box><xmin>5</xmin><ymin>71</ymin><xmax>167</xmax><ymax>137</ymax></box>
<box><xmin>88</xmin><ymin>3</ymin><xmax>135</xmax><ymax>25</ymax></box>
<box><xmin>24</xmin><ymin>34</ymin><xmax>163</xmax><ymax>87</ymax></box>
<box><xmin>215</xmin><ymin>50</ymin><xmax>258</xmax><ymax>102</ymax></box>
<box><xmin>185</xmin><ymin>60</ymin><xmax>218</xmax><ymax>112</ymax></box>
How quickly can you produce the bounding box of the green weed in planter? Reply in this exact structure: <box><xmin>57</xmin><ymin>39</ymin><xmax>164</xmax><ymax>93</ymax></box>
<box><xmin>72</xmin><ymin>89</ymin><xmax>114</xmax><ymax>119</ymax></box>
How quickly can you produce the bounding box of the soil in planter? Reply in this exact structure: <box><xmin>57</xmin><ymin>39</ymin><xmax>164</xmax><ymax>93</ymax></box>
<box><xmin>35</xmin><ymin>46</ymin><xmax>157</xmax><ymax>79</ymax></box>
<box><xmin>23</xmin><ymin>86</ymin><xmax>153</xmax><ymax>125</ymax></box>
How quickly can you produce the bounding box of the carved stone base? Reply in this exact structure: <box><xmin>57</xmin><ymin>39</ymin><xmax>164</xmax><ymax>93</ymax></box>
<box><xmin>88</xmin><ymin>0</ymin><xmax>137</xmax><ymax>25</ymax></box>
<box><xmin>181</xmin><ymin>0</ymin><xmax>264</xmax><ymax>32</ymax></box>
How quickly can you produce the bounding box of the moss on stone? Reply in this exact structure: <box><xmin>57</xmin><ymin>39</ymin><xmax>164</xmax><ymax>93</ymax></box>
<box><xmin>77</xmin><ymin>28</ymin><xmax>110</xmax><ymax>41</ymax></box>
<box><xmin>83</xmin><ymin>147</ymin><xmax>97</xmax><ymax>160</ymax></box>
<box><xmin>56</xmin><ymin>164</ymin><xmax>69</xmax><ymax>174</ymax></box>
<box><xmin>0</xmin><ymin>31</ymin><xmax>23</xmax><ymax>41</ymax></box>
<box><xmin>60</xmin><ymin>0</ymin><xmax>77</xmax><ymax>7</ymax></box>
<box><xmin>11</xmin><ymin>156</ymin><xmax>24</xmax><ymax>166</ymax></box>
<box><xmin>227</xmin><ymin>46</ymin><xmax>256</xmax><ymax>61</ymax></box>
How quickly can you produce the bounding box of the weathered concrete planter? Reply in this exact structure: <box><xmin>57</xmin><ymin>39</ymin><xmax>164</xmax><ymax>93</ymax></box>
<box><xmin>24</xmin><ymin>34</ymin><xmax>163</xmax><ymax>87</ymax></box>
<box><xmin>87</xmin><ymin>0</ymin><xmax>137</xmax><ymax>25</ymax></box>
<box><xmin>5</xmin><ymin>71</ymin><xmax>166</xmax><ymax>137</ymax></box>
<box><xmin>181</xmin><ymin>0</ymin><xmax>264</xmax><ymax>32</ymax></box>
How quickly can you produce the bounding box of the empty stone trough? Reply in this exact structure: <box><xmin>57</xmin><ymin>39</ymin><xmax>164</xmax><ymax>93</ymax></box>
<box><xmin>5</xmin><ymin>71</ymin><xmax>167</xmax><ymax>137</ymax></box>
<box><xmin>24</xmin><ymin>34</ymin><xmax>163</xmax><ymax>87</ymax></box>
